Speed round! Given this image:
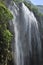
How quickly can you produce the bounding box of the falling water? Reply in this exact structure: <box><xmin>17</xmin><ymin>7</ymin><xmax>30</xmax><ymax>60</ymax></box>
<box><xmin>8</xmin><ymin>2</ymin><xmax>42</xmax><ymax>65</ymax></box>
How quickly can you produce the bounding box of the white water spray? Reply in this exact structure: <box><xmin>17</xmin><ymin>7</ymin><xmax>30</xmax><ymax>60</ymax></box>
<box><xmin>8</xmin><ymin>2</ymin><xmax>41</xmax><ymax>65</ymax></box>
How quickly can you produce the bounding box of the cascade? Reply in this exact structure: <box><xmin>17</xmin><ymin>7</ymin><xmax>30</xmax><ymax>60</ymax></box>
<box><xmin>8</xmin><ymin>1</ymin><xmax>42</xmax><ymax>65</ymax></box>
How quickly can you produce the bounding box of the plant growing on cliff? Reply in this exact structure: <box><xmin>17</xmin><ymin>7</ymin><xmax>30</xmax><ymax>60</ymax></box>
<box><xmin>0</xmin><ymin>2</ymin><xmax>13</xmax><ymax>65</ymax></box>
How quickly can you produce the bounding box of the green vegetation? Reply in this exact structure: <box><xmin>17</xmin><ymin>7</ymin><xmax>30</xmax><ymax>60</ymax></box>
<box><xmin>13</xmin><ymin>0</ymin><xmax>24</xmax><ymax>3</ymax></box>
<box><xmin>0</xmin><ymin>2</ymin><xmax>13</xmax><ymax>65</ymax></box>
<box><xmin>24</xmin><ymin>1</ymin><xmax>43</xmax><ymax>17</ymax></box>
<box><xmin>24</xmin><ymin>1</ymin><xmax>32</xmax><ymax>10</ymax></box>
<box><xmin>13</xmin><ymin>0</ymin><xmax>24</xmax><ymax>2</ymax></box>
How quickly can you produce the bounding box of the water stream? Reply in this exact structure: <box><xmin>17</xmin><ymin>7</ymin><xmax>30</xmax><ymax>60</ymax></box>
<box><xmin>8</xmin><ymin>2</ymin><xmax>41</xmax><ymax>65</ymax></box>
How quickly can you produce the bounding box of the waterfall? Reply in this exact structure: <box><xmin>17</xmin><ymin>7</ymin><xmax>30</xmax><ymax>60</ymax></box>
<box><xmin>8</xmin><ymin>2</ymin><xmax>42</xmax><ymax>65</ymax></box>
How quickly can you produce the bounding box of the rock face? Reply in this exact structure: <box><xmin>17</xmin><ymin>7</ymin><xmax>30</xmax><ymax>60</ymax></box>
<box><xmin>3</xmin><ymin>0</ymin><xmax>12</xmax><ymax>6</ymax></box>
<box><xmin>36</xmin><ymin>15</ymin><xmax>43</xmax><ymax>40</ymax></box>
<box><xmin>36</xmin><ymin>13</ymin><xmax>43</xmax><ymax>64</ymax></box>
<box><xmin>37</xmin><ymin>5</ymin><xmax>43</xmax><ymax>14</ymax></box>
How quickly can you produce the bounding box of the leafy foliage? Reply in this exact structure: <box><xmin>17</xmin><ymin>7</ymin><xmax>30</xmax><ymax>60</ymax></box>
<box><xmin>0</xmin><ymin>2</ymin><xmax>13</xmax><ymax>65</ymax></box>
<box><xmin>0</xmin><ymin>2</ymin><xmax>13</xmax><ymax>21</ymax></box>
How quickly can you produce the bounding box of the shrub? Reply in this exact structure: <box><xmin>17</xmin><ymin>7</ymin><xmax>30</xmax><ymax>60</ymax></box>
<box><xmin>0</xmin><ymin>2</ymin><xmax>13</xmax><ymax>65</ymax></box>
